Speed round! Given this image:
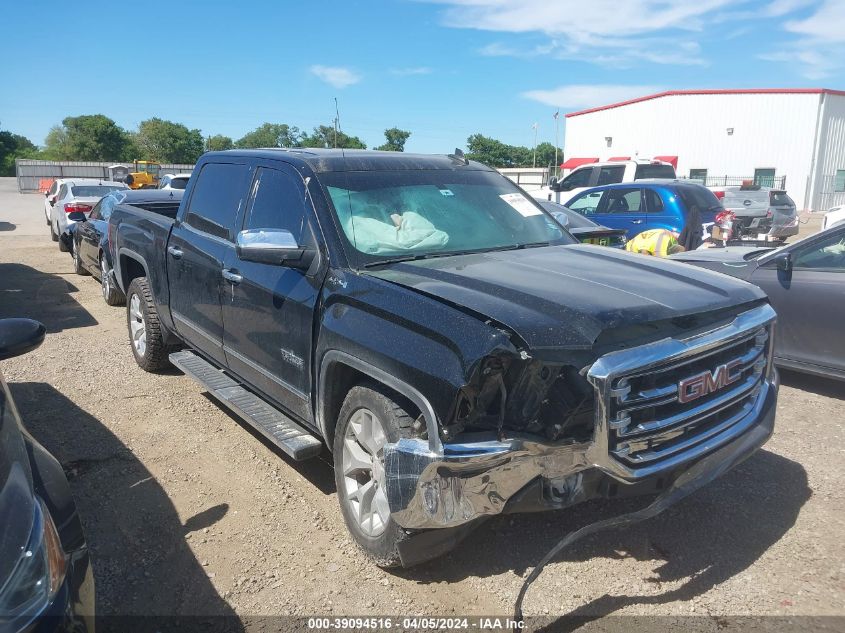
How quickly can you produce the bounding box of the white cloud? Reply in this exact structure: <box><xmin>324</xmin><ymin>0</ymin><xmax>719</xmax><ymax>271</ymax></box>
<box><xmin>760</xmin><ymin>0</ymin><xmax>845</xmax><ymax>78</ymax></box>
<box><xmin>428</xmin><ymin>0</ymin><xmax>815</xmax><ymax>68</ymax></box>
<box><xmin>309</xmin><ymin>65</ymin><xmax>362</xmax><ymax>88</ymax></box>
<box><xmin>390</xmin><ymin>67</ymin><xmax>433</xmax><ymax>76</ymax></box>
<box><xmin>521</xmin><ymin>84</ymin><xmax>665</xmax><ymax>109</ymax></box>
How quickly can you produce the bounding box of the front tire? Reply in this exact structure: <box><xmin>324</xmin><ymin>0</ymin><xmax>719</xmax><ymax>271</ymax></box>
<box><xmin>101</xmin><ymin>256</ymin><xmax>125</xmax><ymax>306</ymax></box>
<box><xmin>333</xmin><ymin>384</ymin><xmax>414</xmax><ymax>568</ymax></box>
<box><xmin>126</xmin><ymin>277</ymin><xmax>169</xmax><ymax>371</ymax></box>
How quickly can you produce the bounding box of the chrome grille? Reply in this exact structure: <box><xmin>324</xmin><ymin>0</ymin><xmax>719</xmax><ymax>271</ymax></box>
<box><xmin>587</xmin><ymin>304</ymin><xmax>776</xmax><ymax>478</ymax></box>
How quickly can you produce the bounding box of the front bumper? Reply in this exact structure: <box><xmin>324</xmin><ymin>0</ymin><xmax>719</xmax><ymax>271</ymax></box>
<box><xmin>384</xmin><ymin>304</ymin><xmax>778</xmax><ymax>531</ymax></box>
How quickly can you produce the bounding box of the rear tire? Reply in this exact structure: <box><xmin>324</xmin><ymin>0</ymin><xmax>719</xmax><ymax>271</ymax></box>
<box><xmin>126</xmin><ymin>277</ymin><xmax>170</xmax><ymax>372</ymax></box>
<box><xmin>50</xmin><ymin>221</ymin><xmax>58</xmax><ymax>242</ymax></box>
<box><xmin>72</xmin><ymin>242</ymin><xmax>89</xmax><ymax>276</ymax></box>
<box><xmin>333</xmin><ymin>384</ymin><xmax>415</xmax><ymax>568</ymax></box>
<box><xmin>57</xmin><ymin>224</ymin><xmax>68</xmax><ymax>252</ymax></box>
<box><xmin>101</xmin><ymin>256</ymin><xmax>125</xmax><ymax>306</ymax></box>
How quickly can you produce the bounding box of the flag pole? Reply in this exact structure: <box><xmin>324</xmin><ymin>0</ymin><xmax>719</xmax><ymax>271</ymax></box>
<box><xmin>553</xmin><ymin>109</ymin><xmax>560</xmax><ymax>178</ymax></box>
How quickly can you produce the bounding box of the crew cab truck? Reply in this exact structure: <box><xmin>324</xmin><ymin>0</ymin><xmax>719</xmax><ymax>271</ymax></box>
<box><xmin>110</xmin><ymin>149</ymin><xmax>779</xmax><ymax>567</ymax></box>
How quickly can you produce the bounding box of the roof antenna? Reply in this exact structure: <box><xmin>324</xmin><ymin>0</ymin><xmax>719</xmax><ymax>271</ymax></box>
<box><xmin>448</xmin><ymin>148</ymin><xmax>469</xmax><ymax>165</ymax></box>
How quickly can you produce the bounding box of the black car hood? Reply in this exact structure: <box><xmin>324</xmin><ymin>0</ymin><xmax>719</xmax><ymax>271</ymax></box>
<box><xmin>367</xmin><ymin>244</ymin><xmax>765</xmax><ymax>350</ymax></box>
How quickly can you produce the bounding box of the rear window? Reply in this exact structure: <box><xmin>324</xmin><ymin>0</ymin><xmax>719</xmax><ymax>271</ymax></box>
<box><xmin>634</xmin><ymin>164</ymin><xmax>676</xmax><ymax>180</ymax></box>
<box><xmin>70</xmin><ymin>185</ymin><xmax>125</xmax><ymax>197</ymax></box>
<box><xmin>770</xmin><ymin>191</ymin><xmax>794</xmax><ymax>207</ymax></box>
<box><xmin>169</xmin><ymin>177</ymin><xmax>189</xmax><ymax>190</ymax></box>
<box><xmin>677</xmin><ymin>185</ymin><xmax>722</xmax><ymax>211</ymax></box>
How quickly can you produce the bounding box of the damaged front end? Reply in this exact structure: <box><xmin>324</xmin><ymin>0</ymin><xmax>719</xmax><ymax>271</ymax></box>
<box><xmin>383</xmin><ymin>303</ymin><xmax>779</xmax><ymax>540</ymax></box>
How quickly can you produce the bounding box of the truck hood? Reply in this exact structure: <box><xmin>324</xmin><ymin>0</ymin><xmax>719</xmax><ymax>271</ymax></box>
<box><xmin>366</xmin><ymin>244</ymin><xmax>765</xmax><ymax>350</ymax></box>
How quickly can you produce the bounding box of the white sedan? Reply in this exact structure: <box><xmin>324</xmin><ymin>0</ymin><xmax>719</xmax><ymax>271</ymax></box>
<box><xmin>158</xmin><ymin>173</ymin><xmax>191</xmax><ymax>190</ymax></box>
<box><xmin>47</xmin><ymin>179</ymin><xmax>127</xmax><ymax>251</ymax></box>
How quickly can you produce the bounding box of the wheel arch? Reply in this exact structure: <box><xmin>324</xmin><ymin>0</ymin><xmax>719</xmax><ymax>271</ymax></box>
<box><xmin>317</xmin><ymin>351</ymin><xmax>442</xmax><ymax>455</ymax></box>
<box><xmin>117</xmin><ymin>249</ymin><xmax>149</xmax><ymax>292</ymax></box>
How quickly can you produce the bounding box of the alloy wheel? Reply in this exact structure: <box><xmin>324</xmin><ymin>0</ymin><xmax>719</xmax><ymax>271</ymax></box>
<box><xmin>129</xmin><ymin>294</ymin><xmax>147</xmax><ymax>357</ymax></box>
<box><xmin>342</xmin><ymin>408</ymin><xmax>391</xmax><ymax>537</ymax></box>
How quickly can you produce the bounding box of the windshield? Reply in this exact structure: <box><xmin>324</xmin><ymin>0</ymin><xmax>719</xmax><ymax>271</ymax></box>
<box><xmin>139</xmin><ymin>164</ymin><xmax>159</xmax><ymax>174</ymax></box>
<box><xmin>322</xmin><ymin>169</ymin><xmax>574</xmax><ymax>264</ymax></box>
<box><xmin>70</xmin><ymin>185</ymin><xmax>124</xmax><ymax>198</ymax></box>
<box><xmin>635</xmin><ymin>164</ymin><xmax>675</xmax><ymax>179</ymax></box>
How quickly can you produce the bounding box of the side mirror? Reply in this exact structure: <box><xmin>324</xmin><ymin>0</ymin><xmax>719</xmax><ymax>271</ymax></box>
<box><xmin>236</xmin><ymin>229</ymin><xmax>315</xmax><ymax>270</ymax></box>
<box><xmin>67</xmin><ymin>211</ymin><xmax>86</xmax><ymax>222</ymax></box>
<box><xmin>547</xmin><ymin>176</ymin><xmax>558</xmax><ymax>190</ymax></box>
<box><xmin>0</xmin><ymin>319</ymin><xmax>46</xmax><ymax>361</ymax></box>
<box><xmin>551</xmin><ymin>211</ymin><xmax>570</xmax><ymax>228</ymax></box>
<box><xmin>773</xmin><ymin>252</ymin><xmax>792</xmax><ymax>272</ymax></box>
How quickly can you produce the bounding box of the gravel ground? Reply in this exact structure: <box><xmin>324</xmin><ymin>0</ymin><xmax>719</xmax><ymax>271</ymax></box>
<box><xmin>0</xmin><ymin>178</ymin><xmax>843</xmax><ymax>630</ymax></box>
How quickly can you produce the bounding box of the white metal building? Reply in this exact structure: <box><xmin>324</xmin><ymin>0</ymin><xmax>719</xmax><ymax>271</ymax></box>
<box><xmin>562</xmin><ymin>88</ymin><xmax>845</xmax><ymax>211</ymax></box>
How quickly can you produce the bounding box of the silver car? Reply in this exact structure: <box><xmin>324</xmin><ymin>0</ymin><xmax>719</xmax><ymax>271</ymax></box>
<box><xmin>717</xmin><ymin>185</ymin><xmax>799</xmax><ymax>241</ymax></box>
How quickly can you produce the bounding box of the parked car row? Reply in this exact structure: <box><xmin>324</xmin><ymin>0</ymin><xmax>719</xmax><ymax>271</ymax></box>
<box><xmin>14</xmin><ymin>148</ymin><xmax>840</xmax><ymax>633</ymax></box>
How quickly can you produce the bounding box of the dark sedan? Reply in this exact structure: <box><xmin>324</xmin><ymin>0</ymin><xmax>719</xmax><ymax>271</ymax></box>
<box><xmin>539</xmin><ymin>200</ymin><xmax>628</xmax><ymax>248</ymax></box>
<box><xmin>0</xmin><ymin>319</ymin><xmax>94</xmax><ymax>632</ymax></box>
<box><xmin>671</xmin><ymin>222</ymin><xmax>845</xmax><ymax>380</ymax></box>
<box><xmin>63</xmin><ymin>189</ymin><xmax>183</xmax><ymax>306</ymax></box>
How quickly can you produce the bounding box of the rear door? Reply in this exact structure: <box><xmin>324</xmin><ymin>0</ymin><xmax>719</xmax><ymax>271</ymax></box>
<box><xmin>594</xmin><ymin>187</ymin><xmax>647</xmax><ymax>237</ymax></box>
<box><xmin>751</xmin><ymin>228</ymin><xmax>845</xmax><ymax>373</ymax></box>
<box><xmin>168</xmin><ymin>161</ymin><xmax>252</xmax><ymax>366</ymax></box>
<box><xmin>221</xmin><ymin>163</ymin><xmax>322</xmax><ymax>422</ymax></box>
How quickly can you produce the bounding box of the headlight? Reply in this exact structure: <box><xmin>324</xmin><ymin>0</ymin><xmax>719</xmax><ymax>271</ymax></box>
<box><xmin>0</xmin><ymin>499</ymin><xmax>67</xmax><ymax>628</ymax></box>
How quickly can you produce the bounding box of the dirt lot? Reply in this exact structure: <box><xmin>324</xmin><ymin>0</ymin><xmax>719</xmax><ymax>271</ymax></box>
<box><xmin>1</xmin><ymin>178</ymin><xmax>843</xmax><ymax>630</ymax></box>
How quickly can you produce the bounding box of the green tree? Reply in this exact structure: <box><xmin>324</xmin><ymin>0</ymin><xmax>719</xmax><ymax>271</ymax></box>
<box><xmin>205</xmin><ymin>134</ymin><xmax>234</xmax><ymax>152</ymax></box>
<box><xmin>235</xmin><ymin>123</ymin><xmax>302</xmax><ymax>149</ymax></box>
<box><xmin>465</xmin><ymin>133</ymin><xmax>531</xmax><ymax>168</ymax></box>
<box><xmin>375</xmin><ymin>127</ymin><xmax>411</xmax><ymax>152</ymax></box>
<box><xmin>534</xmin><ymin>141</ymin><xmax>562</xmax><ymax>168</ymax></box>
<box><xmin>301</xmin><ymin>125</ymin><xmax>366</xmax><ymax>149</ymax></box>
<box><xmin>42</xmin><ymin>115</ymin><xmax>129</xmax><ymax>161</ymax></box>
<box><xmin>0</xmin><ymin>123</ymin><xmax>38</xmax><ymax>176</ymax></box>
<box><xmin>135</xmin><ymin>118</ymin><xmax>204</xmax><ymax>163</ymax></box>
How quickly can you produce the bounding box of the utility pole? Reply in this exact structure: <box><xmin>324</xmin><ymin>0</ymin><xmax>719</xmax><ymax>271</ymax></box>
<box><xmin>333</xmin><ymin>97</ymin><xmax>340</xmax><ymax>148</ymax></box>
<box><xmin>532</xmin><ymin>122</ymin><xmax>538</xmax><ymax>168</ymax></box>
<box><xmin>553</xmin><ymin>110</ymin><xmax>560</xmax><ymax>178</ymax></box>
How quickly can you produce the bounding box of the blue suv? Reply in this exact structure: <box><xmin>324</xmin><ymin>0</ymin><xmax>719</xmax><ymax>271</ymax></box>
<box><xmin>562</xmin><ymin>180</ymin><xmax>723</xmax><ymax>238</ymax></box>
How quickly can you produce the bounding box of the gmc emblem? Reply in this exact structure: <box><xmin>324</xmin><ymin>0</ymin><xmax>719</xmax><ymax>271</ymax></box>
<box><xmin>678</xmin><ymin>360</ymin><xmax>743</xmax><ymax>403</ymax></box>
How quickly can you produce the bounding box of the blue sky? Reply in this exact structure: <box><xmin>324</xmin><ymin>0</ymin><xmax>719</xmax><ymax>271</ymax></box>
<box><xmin>1</xmin><ymin>0</ymin><xmax>843</xmax><ymax>153</ymax></box>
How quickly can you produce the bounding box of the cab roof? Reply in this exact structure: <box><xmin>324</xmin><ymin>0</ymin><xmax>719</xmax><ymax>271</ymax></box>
<box><xmin>200</xmin><ymin>148</ymin><xmax>493</xmax><ymax>173</ymax></box>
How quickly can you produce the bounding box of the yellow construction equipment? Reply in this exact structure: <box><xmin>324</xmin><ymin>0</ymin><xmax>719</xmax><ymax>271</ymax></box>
<box><xmin>124</xmin><ymin>161</ymin><xmax>161</xmax><ymax>189</ymax></box>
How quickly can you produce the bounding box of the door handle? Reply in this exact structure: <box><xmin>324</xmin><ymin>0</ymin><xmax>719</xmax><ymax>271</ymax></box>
<box><xmin>167</xmin><ymin>246</ymin><xmax>183</xmax><ymax>259</ymax></box>
<box><xmin>631</xmin><ymin>219</ymin><xmax>644</xmax><ymax>224</ymax></box>
<box><xmin>222</xmin><ymin>269</ymin><xmax>243</xmax><ymax>284</ymax></box>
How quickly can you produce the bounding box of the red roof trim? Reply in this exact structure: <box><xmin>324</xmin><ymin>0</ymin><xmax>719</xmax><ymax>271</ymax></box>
<box><xmin>566</xmin><ymin>88</ymin><xmax>845</xmax><ymax>118</ymax></box>
<box><xmin>654</xmin><ymin>155</ymin><xmax>678</xmax><ymax>168</ymax></box>
<box><xmin>560</xmin><ymin>157</ymin><xmax>599</xmax><ymax>169</ymax></box>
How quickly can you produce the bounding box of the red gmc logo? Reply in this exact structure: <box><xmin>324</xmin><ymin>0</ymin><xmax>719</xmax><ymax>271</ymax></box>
<box><xmin>678</xmin><ymin>360</ymin><xmax>743</xmax><ymax>403</ymax></box>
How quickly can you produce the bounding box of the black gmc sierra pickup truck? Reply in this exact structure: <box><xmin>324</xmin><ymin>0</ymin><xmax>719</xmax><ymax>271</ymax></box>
<box><xmin>109</xmin><ymin>149</ymin><xmax>779</xmax><ymax>567</ymax></box>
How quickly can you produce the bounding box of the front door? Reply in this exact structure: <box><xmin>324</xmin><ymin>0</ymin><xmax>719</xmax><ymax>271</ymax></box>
<box><xmin>221</xmin><ymin>163</ymin><xmax>322</xmax><ymax>423</ymax></box>
<box><xmin>168</xmin><ymin>161</ymin><xmax>252</xmax><ymax>366</ymax></box>
<box><xmin>751</xmin><ymin>229</ymin><xmax>845</xmax><ymax>373</ymax></box>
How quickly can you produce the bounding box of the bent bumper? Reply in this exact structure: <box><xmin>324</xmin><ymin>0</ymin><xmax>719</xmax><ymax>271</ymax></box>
<box><xmin>385</xmin><ymin>375</ymin><xmax>777</xmax><ymax>530</ymax></box>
